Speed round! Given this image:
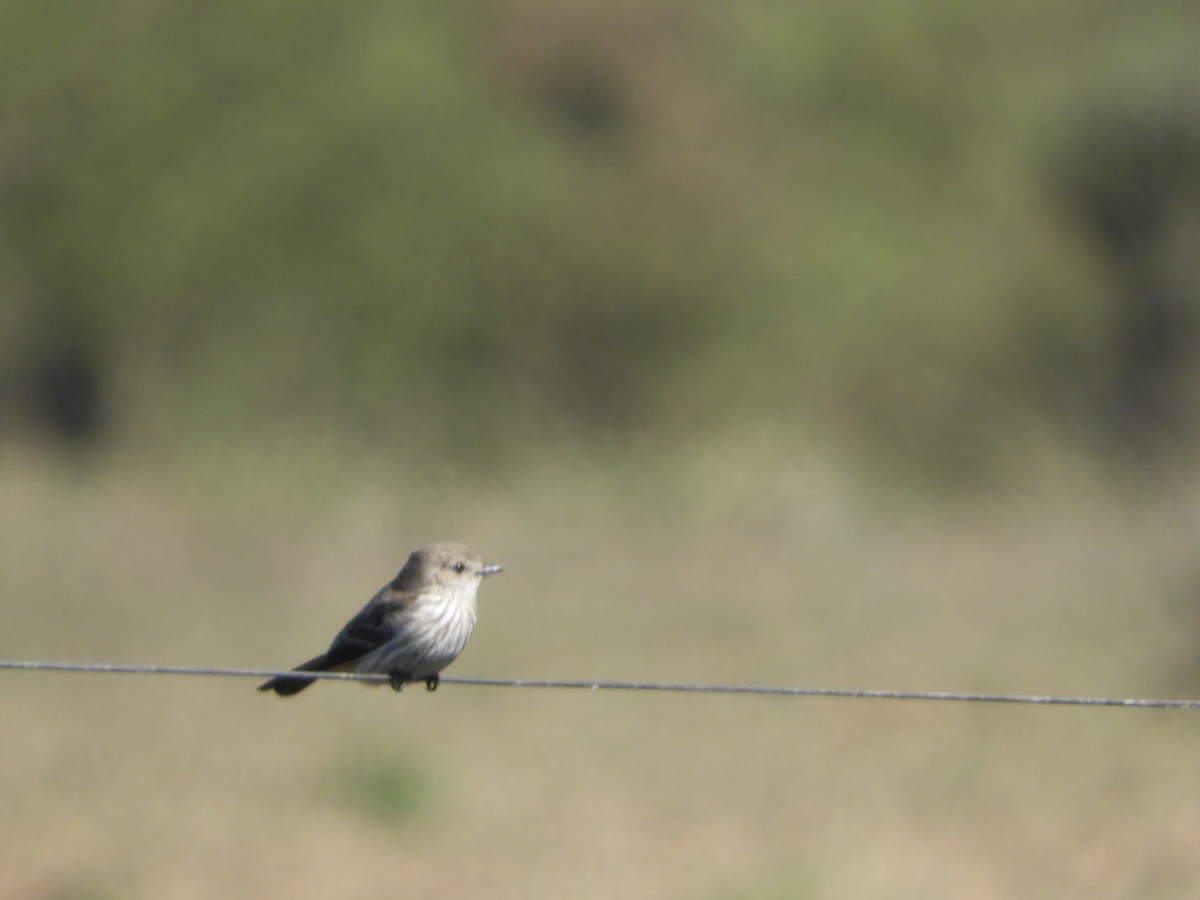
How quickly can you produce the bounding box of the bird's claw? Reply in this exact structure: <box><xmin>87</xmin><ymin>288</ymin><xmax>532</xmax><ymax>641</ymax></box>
<box><xmin>425</xmin><ymin>675</ymin><xmax>440</xmax><ymax>692</ymax></box>
<box><xmin>388</xmin><ymin>671</ymin><xmax>410</xmax><ymax>692</ymax></box>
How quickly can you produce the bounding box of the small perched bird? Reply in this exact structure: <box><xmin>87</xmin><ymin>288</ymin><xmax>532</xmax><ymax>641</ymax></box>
<box><xmin>259</xmin><ymin>542</ymin><xmax>502</xmax><ymax>697</ymax></box>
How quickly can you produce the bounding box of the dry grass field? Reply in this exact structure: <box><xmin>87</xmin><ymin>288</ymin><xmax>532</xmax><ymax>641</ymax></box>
<box><xmin>4</xmin><ymin>447</ymin><xmax>1200</xmax><ymax>899</ymax></box>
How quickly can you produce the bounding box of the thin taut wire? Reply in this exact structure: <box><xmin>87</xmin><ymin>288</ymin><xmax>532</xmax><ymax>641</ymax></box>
<box><xmin>1</xmin><ymin>659</ymin><xmax>1199</xmax><ymax>709</ymax></box>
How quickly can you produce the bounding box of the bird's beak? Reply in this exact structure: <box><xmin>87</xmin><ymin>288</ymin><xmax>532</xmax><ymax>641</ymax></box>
<box><xmin>481</xmin><ymin>563</ymin><xmax>504</xmax><ymax>577</ymax></box>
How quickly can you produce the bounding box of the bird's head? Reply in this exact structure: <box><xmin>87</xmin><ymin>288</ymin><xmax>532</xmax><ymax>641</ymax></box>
<box><xmin>393</xmin><ymin>542</ymin><xmax>503</xmax><ymax>593</ymax></box>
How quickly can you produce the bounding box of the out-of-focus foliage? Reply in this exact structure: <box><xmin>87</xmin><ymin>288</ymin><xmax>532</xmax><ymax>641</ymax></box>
<box><xmin>2</xmin><ymin>1</ymin><xmax>1199</xmax><ymax>479</ymax></box>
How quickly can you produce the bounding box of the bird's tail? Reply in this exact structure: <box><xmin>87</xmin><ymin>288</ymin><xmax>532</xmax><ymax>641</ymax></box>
<box><xmin>257</xmin><ymin>654</ymin><xmax>329</xmax><ymax>696</ymax></box>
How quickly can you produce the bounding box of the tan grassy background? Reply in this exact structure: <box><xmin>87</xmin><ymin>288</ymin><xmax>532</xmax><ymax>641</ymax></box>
<box><xmin>4</xmin><ymin>448</ymin><xmax>1200</xmax><ymax>900</ymax></box>
<box><xmin>5</xmin><ymin>4</ymin><xmax>1200</xmax><ymax>896</ymax></box>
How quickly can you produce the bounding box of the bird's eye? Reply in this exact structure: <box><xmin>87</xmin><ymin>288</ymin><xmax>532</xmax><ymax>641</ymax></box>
<box><xmin>452</xmin><ymin>561</ymin><xmax>466</xmax><ymax>573</ymax></box>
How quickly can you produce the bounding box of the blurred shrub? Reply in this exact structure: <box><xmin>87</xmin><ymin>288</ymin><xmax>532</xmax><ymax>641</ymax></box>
<box><xmin>2</xmin><ymin>1</ymin><xmax>1198</xmax><ymax>481</ymax></box>
<box><xmin>1044</xmin><ymin>64</ymin><xmax>1200</xmax><ymax>455</ymax></box>
<box><xmin>2</xmin><ymin>3</ymin><xmax>734</xmax><ymax>461</ymax></box>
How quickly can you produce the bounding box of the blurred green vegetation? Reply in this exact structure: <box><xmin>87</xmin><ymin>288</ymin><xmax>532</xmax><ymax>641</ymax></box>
<box><xmin>2</xmin><ymin>1</ymin><xmax>1199</xmax><ymax>481</ymax></box>
<box><xmin>335</xmin><ymin>754</ymin><xmax>431</xmax><ymax>825</ymax></box>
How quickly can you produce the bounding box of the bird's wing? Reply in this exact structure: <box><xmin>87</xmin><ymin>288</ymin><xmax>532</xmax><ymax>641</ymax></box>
<box><xmin>316</xmin><ymin>588</ymin><xmax>412</xmax><ymax>671</ymax></box>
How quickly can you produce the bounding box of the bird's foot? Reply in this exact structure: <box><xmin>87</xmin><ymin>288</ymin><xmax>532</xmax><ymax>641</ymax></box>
<box><xmin>388</xmin><ymin>670</ymin><xmax>411</xmax><ymax>692</ymax></box>
<box><xmin>424</xmin><ymin>674</ymin><xmax>440</xmax><ymax>692</ymax></box>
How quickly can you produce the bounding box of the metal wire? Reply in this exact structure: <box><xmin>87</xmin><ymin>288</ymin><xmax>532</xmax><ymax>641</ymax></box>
<box><xmin>2</xmin><ymin>659</ymin><xmax>1199</xmax><ymax>708</ymax></box>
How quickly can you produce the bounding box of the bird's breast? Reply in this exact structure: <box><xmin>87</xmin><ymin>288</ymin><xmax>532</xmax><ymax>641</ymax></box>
<box><xmin>356</xmin><ymin>588</ymin><xmax>478</xmax><ymax>678</ymax></box>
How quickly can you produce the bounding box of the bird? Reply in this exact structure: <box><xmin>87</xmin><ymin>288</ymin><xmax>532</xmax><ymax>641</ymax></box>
<box><xmin>258</xmin><ymin>542</ymin><xmax>502</xmax><ymax>696</ymax></box>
